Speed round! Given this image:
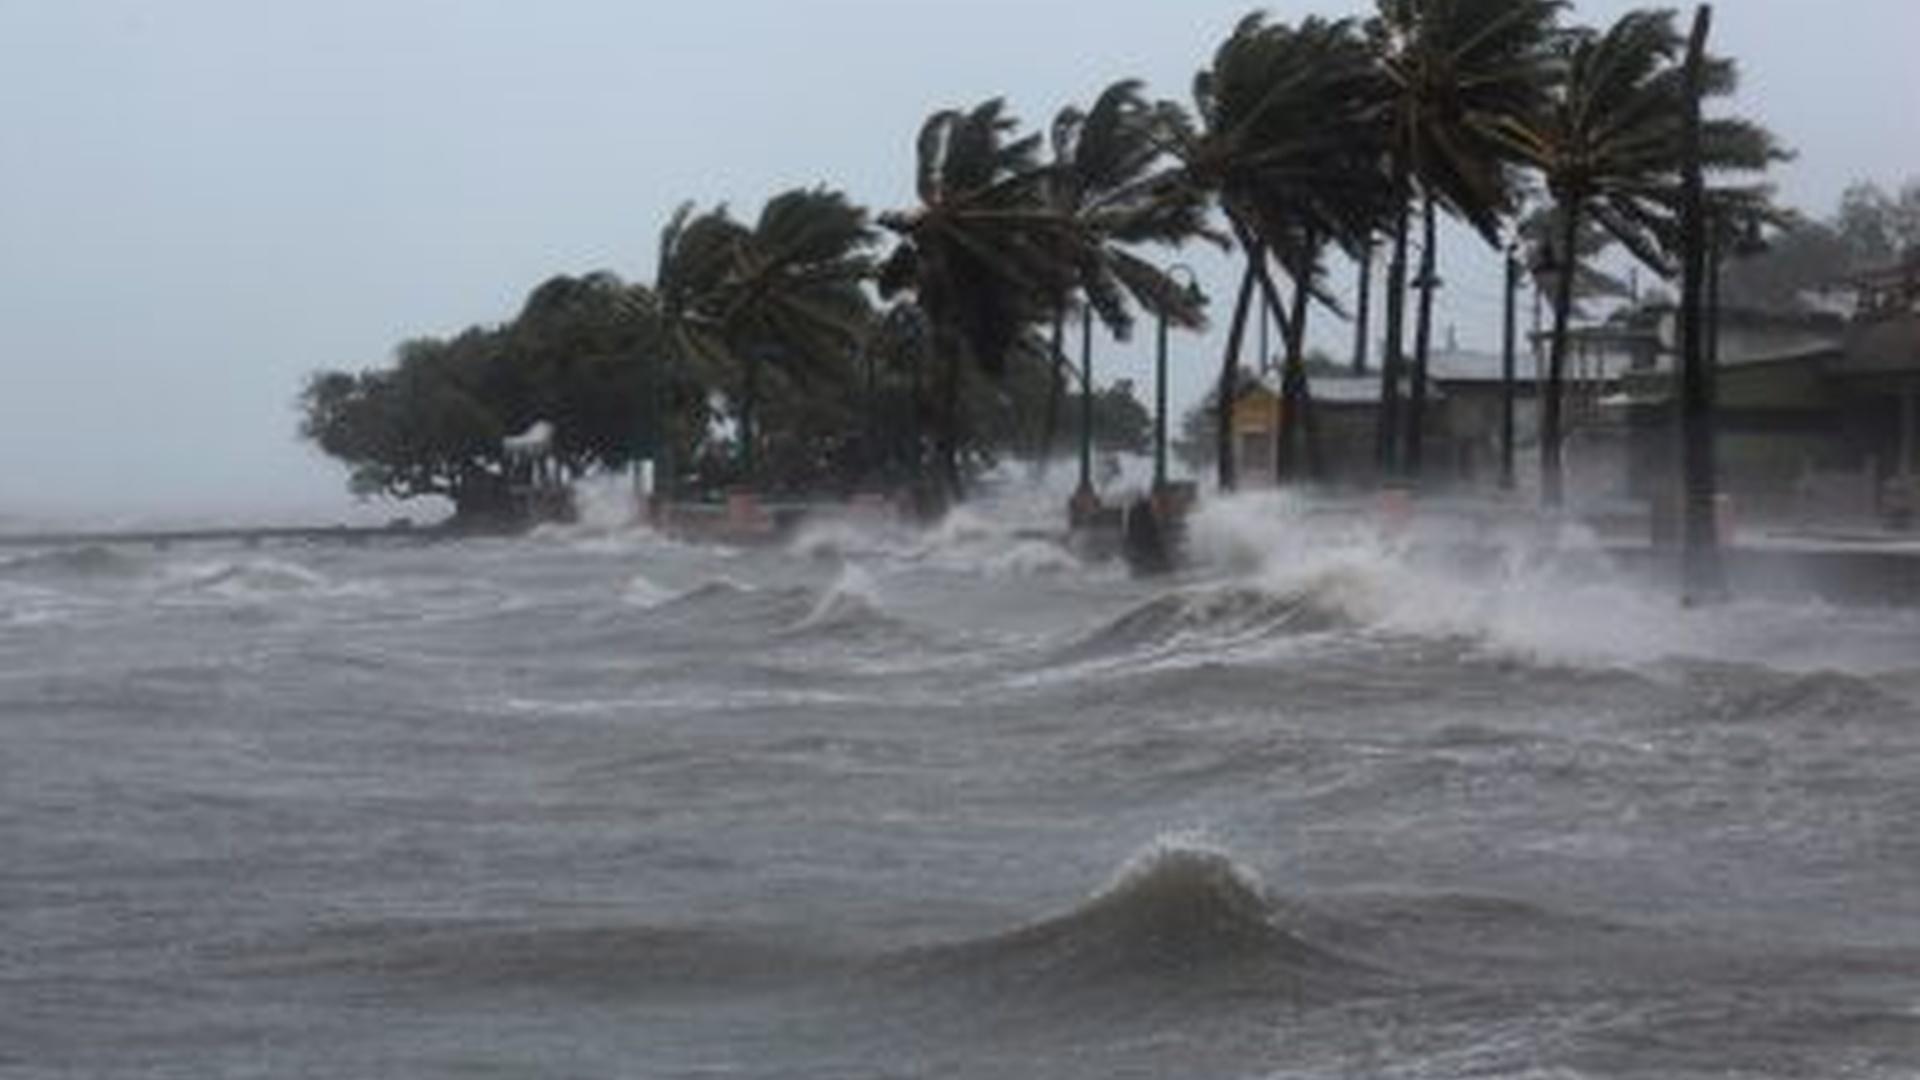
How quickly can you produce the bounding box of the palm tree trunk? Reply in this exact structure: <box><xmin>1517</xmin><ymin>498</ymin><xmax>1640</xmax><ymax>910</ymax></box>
<box><xmin>1077</xmin><ymin>305</ymin><xmax>1095</xmax><ymax>496</ymax></box>
<box><xmin>907</xmin><ymin>337</ymin><xmax>923</xmax><ymax>491</ymax></box>
<box><xmin>1352</xmin><ymin>239</ymin><xmax>1373</xmax><ymax>376</ymax></box>
<box><xmin>1679</xmin><ymin>6</ymin><xmax>1725</xmax><ymax>602</ymax></box>
<box><xmin>1379</xmin><ymin>187</ymin><xmax>1410</xmax><ymax>476</ymax></box>
<box><xmin>1249</xmin><ymin>250</ymin><xmax>1301</xmax><ymax>485</ymax></box>
<box><xmin>1277</xmin><ymin>243</ymin><xmax>1317</xmax><ymax>483</ymax></box>
<box><xmin>1409</xmin><ymin>193</ymin><xmax>1438</xmax><ymax>480</ymax></box>
<box><xmin>1036</xmin><ymin>310</ymin><xmax>1066</xmax><ymax>476</ymax></box>
<box><xmin>740</xmin><ymin>349</ymin><xmax>760</xmax><ymax>487</ymax></box>
<box><xmin>1542</xmin><ymin>197</ymin><xmax>1582</xmax><ymax>509</ymax></box>
<box><xmin>1501</xmin><ymin>253</ymin><xmax>1520</xmax><ymax>492</ymax></box>
<box><xmin>1215</xmin><ymin>263</ymin><xmax>1259</xmax><ymax>493</ymax></box>
<box><xmin>937</xmin><ymin>335</ymin><xmax>964</xmax><ymax>505</ymax></box>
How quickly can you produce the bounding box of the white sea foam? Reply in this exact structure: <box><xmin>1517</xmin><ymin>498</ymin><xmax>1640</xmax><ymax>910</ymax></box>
<box><xmin>159</xmin><ymin>557</ymin><xmax>334</xmax><ymax>597</ymax></box>
<box><xmin>1181</xmin><ymin>490</ymin><xmax>1920</xmax><ymax>673</ymax></box>
<box><xmin>794</xmin><ymin>562</ymin><xmax>886</xmax><ymax>631</ymax></box>
<box><xmin>622</xmin><ymin>572</ymin><xmax>675</xmax><ymax>609</ymax></box>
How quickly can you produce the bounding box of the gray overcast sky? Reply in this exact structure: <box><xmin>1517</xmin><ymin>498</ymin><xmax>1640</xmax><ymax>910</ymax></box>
<box><xmin>2</xmin><ymin>1</ymin><xmax>1915</xmax><ymax>523</ymax></box>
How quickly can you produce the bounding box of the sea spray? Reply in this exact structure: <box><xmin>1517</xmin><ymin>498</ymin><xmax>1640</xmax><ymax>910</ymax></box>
<box><xmin>794</xmin><ymin>562</ymin><xmax>886</xmax><ymax>631</ymax></box>
<box><xmin>1174</xmin><ymin>490</ymin><xmax>1920</xmax><ymax>672</ymax></box>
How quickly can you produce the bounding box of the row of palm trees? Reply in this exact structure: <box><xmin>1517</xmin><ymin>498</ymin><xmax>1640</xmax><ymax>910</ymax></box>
<box><xmin>637</xmin><ymin>1</ymin><xmax>1783</xmax><ymax>509</ymax></box>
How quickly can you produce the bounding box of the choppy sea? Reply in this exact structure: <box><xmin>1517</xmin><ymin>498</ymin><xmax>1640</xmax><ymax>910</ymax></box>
<box><xmin>6</xmin><ymin>476</ymin><xmax>1920</xmax><ymax>1078</ymax></box>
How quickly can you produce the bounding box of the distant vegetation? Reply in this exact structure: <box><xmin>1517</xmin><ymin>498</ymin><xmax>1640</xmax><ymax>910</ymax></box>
<box><xmin>1720</xmin><ymin>178</ymin><xmax>1920</xmax><ymax>311</ymax></box>
<box><xmin>303</xmin><ymin>1</ymin><xmax>1805</xmax><ymax>521</ymax></box>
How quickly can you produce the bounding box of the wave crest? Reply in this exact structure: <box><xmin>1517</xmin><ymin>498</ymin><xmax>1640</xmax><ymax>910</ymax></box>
<box><xmin>1066</xmin><ymin>581</ymin><xmax>1353</xmax><ymax>662</ymax></box>
<box><xmin>0</xmin><ymin>545</ymin><xmax>145</xmax><ymax>580</ymax></box>
<box><xmin>911</xmin><ymin>840</ymin><xmax>1357</xmax><ymax>996</ymax></box>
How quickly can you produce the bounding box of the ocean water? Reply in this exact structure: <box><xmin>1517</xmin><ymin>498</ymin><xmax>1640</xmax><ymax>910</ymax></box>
<box><xmin>6</xmin><ymin>481</ymin><xmax>1920</xmax><ymax>1079</ymax></box>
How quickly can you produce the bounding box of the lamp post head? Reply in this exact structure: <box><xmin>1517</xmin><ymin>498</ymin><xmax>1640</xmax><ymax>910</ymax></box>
<box><xmin>1166</xmin><ymin>263</ymin><xmax>1207</xmax><ymax>328</ymax></box>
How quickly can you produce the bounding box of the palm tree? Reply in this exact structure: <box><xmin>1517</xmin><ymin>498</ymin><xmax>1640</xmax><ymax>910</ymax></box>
<box><xmin>645</xmin><ymin>192</ymin><xmax>874</xmax><ymax>490</ymax></box>
<box><xmin>1037</xmin><ymin>80</ymin><xmax>1213</xmax><ymax>489</ymax></box>
<box><xmin>1516</xmin><ymin>202</ymin><xmax>1633</xmax><ymax>319</ymax></box>
<box><xmin>877</xmin><ymin>100</ymin><xmax>1083</xmax><ymax>502</ymax></box>
<box><xmin>1166</xmin><ymin>13</ymin><xmax>1395</xmax><ymax>490</ymax></box>
<box><xmin>640</xmin><ymin>203</ymin><xmax>741</xmax><ymax>499</ymax></box>
<box><xmin>1492</xmin><ymin>8</ymin><xmax>1785</xmax><ymax>506</ymax></box>
<box><xmin>717</xmin><ymin>187</ymin><xmax>875</xmax><ymax>484</ymax></box>
<box><xmin>1367</xmin><ymin>0</ymin><xmax>1566</xmax><ymax>478</ymax></box>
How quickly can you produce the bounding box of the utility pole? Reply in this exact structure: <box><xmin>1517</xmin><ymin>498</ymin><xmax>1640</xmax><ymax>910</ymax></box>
<box><xmin>1679</xmin><ymin>4</ymin><xmax>1726</xmax><ymax>604</ymax></box>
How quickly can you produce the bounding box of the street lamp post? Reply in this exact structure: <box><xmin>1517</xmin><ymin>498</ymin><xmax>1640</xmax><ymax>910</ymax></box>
<box><xmin>1156</xmin><ymin>265</ymin><xmax>1204</xmax><ymax>492</ymax></box>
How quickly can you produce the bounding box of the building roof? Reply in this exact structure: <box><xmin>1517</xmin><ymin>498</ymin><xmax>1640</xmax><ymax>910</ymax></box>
<box><xmin>1425</xmin><ymin>346</ymin><xmax>1538</xmax><ymax>385</ymax></box>
<box><xmin>1244</xmin><ymin>371</ymin><xmax>1444</xmax><ymax>406</ymax></box>
<box><xmin>1314</xmin><ymin>375</ymin><xmax>1395</xmax><ymax>404</ymax></box>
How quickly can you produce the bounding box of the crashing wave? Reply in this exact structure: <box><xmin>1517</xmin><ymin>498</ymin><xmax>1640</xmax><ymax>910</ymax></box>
<box><xmin>904</xmin><ymin>838</ymin><xmax>1357</xmax><ymax>995</ymax></box>
<box><xmin>621</xmin><ymin>572</ymin><xmax>675</xmax><ymax>609</ymax></box>
<box><xmin>1064</xmin><ymin>580</ymin><xmax>1354</xmax><ymax>662</ymax></box>
<box><xmin>790</xmin><ymin>564</ymin><xmax>895</xmax><ymax>635</ymax></box>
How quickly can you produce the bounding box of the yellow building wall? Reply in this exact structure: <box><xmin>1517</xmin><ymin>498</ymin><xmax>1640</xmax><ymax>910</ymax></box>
<box><xmin>1230</xmin><ymin>389</ymin><xmax>1282</xmax><ymax>440</ymax></box>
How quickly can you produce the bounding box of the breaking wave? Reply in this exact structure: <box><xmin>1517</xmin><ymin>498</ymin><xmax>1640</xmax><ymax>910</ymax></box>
<box><xmin>904</xmin><ymin>839</ymin><xmax>1360</xmax><ymax>997</ymax></box>
<box><xmin>1064</xmin><ymin>581</ymin><xmax>1354</xmax><ymax>663</ymax></box>
<box><xmin>1177</xmin><ymin>491</ymin><xmax>1920</xmax><ymax>673</ymax></box>
<box><xmin>789</xmin><ymin>564</ymin><xmax>901</xmax><ymax>638</ymax></box>
<box><xmin>789</xmin><ymin>508</ymin><xmax>1085</xmax><ymax>580</ymax></box>
<box><xmin>159</xmin><ymin>557</ymin><xmax>336</xmax><ymax>599</ymax></box>
<box><xmin>621</xmin><ymin>572</ymin><xmax>675</xmax><ymax>609</ymax></box>
<box><xmin>0</xmin><ymin>544</ymin><xmax>145</xmax><ymax>581</ymax></box>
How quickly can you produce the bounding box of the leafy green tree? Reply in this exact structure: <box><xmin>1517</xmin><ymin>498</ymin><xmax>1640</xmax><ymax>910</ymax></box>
<box><xmin>1716</xmin><ymin>177</ymin><xmax>1918</xmax><ymax>312</ymax></box>
<box><xmin>301</xmin><ymin>332</ymin><xmax>523</xmax><ymax>522</ymax></box>
<box><xmin>508</xmin><ymin>272</ymin><xmax>664</xmax><ymax>472</ymax></box>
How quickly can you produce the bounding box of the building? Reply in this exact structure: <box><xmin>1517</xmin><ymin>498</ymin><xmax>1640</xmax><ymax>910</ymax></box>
<box><xmin>1229</xmin><ymin>372</ymin><xmax>1401</xmax><ymax>486</ymax></box>
<box><xmin>1228</xmin><ymin>340</ymin><xmax>1547</xmax><ymax>487</ymax></box>
<box><xmin>1604</xmin><ymin>258</ymin><xmax>1920</xmax><ymax>525</ymax></box>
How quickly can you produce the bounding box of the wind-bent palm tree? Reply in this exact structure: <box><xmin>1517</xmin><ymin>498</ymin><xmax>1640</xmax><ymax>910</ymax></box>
<box><xmin>1037</xmin><ymin>79</ymin><xmax>1213</xmax><ymax>485</ymax></box>
<box><xmin>717</xmin><ymin>188</ymin><xmax>875</xmax><ymax>483</ymax></box>
<box><xmin>1166</xmin><ymin>13</ymin><xmax>1393</xmax><ymax>489</ymax></box>
<box><xmin>1367</xmin><ymin>0</ymin><xmax>1565</xmax><ymax>478</ymax></box>
<box><xmin>1492</xmin><ymin>8</ymin><xmax>1784</xmax><ymax>506</ymax></box>
<box><xmin>642</xmin><ymin>203</ymin><xmax>741</xmax><ymax>497</ymax></box>
<box><xmin>647</xmin><ymin>191</ymin><xmax>875</xmax><ymax>489</ymax></box>
<box><xmin>1516</xmin><ymin>202</ymin><xmax>1632</xmax><ymax>320</ymax></box>
<box><xmin>878</xmin><ymin>100</ymin><xmax>1081</xmax><ymax>502</ymax></box>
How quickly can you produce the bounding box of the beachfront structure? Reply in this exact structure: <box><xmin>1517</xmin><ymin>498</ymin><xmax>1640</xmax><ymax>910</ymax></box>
<box><xmin>1228</xmin><ymin>339</ymin><xmax>1560</xmax><ymax>488</ymax></box>
<box><xmin>1606</xmin><ymin>263</ymin><xmax>1920</xmax><ymax>526</ymax></box>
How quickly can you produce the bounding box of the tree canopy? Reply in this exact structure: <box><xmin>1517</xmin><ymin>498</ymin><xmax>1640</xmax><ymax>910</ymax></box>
<box><xmin>302</xmin><ymin>0</ymin><xmax>1795</xmax><ymax>519</ymax></box>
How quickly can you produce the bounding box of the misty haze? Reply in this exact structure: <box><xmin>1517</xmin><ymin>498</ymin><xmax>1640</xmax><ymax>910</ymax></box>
<box><xmin>5</xmin><ymin>2</ymin><xmax>1920</xmax><ymax>1077</ymax></box>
